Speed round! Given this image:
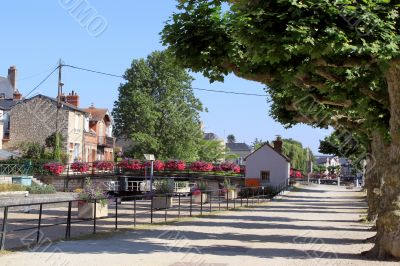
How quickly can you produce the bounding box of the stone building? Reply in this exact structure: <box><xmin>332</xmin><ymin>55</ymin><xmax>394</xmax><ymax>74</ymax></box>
<box><xmin>9</xmin><ymin>93</ymin><xmax>87</xmax><ymax>163</ymax></box>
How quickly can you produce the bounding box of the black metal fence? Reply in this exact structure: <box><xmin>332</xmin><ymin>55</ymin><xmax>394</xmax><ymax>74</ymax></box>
<box><xmin>0</xmin><ymin>182</ymin><xmax>290</xmax><ymax>251</ymax></box>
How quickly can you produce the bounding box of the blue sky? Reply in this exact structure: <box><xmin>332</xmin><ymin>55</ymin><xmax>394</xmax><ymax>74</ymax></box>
<box><xmin>0</xmin><ymin>0</ymin><xmax>331</xmax><ymax>154</ymax></box>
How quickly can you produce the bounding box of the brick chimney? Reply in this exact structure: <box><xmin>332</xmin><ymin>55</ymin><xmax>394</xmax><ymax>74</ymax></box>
<box><xmin>272</xmin><ymin>136</ymin><xmax>283</xmax><ymax>154</ymax></box>
<box><xmin>13</xmin><ymin>90</ymin><xmax>22</xmax><ymax>101</ymax></box>
<box><xmin>8</xmin><ymin>66</ymin><xmax>17</xmax><ymax>91</ymax></box>
<box><xmin>65</xmin><ymin>90</ymin><xmax>79</xmax><ymax>107</ymax></box>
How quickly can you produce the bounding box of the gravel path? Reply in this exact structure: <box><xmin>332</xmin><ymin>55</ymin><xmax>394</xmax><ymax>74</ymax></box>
<box><xmin>1</xmin><ymin>184</ymin><xmax>397</xmax><ymax>266</ymax></box>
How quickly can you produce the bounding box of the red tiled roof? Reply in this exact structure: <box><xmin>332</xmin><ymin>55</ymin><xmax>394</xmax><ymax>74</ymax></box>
<box><xmin>83</xmin><ymin>107</ymin><xmax>110</xmax><ymax>122</ymax></box>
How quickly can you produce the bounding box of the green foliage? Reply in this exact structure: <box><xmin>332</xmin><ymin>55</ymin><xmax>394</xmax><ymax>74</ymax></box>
<box><xmin>112</xmin><ymin>50</ymin><xmax>204</xmax><ymax>161</ymax></box>
<box><xmin>27</xmin><ymin>183</ymin><xmax>56</xmax><ymax>194</ymax></box>
<box><xmin>223</xmin><ymin>177</ymin><xmax>235</xmax><ymax>190</ymax></box>
<box><xmin>282</xmin><ymin>138</ymin><xmax>311</xmax><ymax>173</ymax></box>
<box><xmin>19</xmin><ymin>142</ymin><xmax>45</xmax><ymax>160</ymax></box>
<box><xmin>313</xmin><ymin>164</ymin><xmax>326</xmax><ymax>173</ymax></box>
<box><xmin>197</xmin><ymin>139</ymin><xmax>225</xmax><ymax>162</ymax></box>
<box><xmin>45</xmin><ymin>133</ymin><xmax>64</xmax><ymax>162</ymax></box>
<box><xmin>196</xmin><ymin>181</ymin><xmax>208</xmax><ymax>191</ymax></box>
<box><xmin>252</xmin><ymin>138</ymin><xmax>266</xmax><ymax>150</ymax></box>
<box><xmin>153</xmin><ymin>179</ymin><xmax>175</xmax><ymax>194</ymax></box>
<box><xmin>227</xmin><ymin>134</ymin><xmax>236</xmax><ymax>143</ymax></box>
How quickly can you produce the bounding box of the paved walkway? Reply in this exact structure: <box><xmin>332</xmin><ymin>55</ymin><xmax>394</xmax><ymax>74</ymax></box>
<box><xmin>0</xmin><ymin>185</ymin><xmax>397</xmax><ymax>266</ymax></box>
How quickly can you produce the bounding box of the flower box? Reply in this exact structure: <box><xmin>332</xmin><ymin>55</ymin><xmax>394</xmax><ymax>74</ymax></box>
<box><xmin>225</xmin><ymin>190</ymin><xmax>237</xmax><ymax>200</ymax></box>
<box><xmin>193</xmin><ymin>193</ymin><xmax>208</xmax><ymax>204</ymax></box>
<box><xmin>77</xmin><ymin>201</ymin><xmax>108</xmax><ymax>219</ymax></box>
<box><xmin>152</xmin><ymin>196</ymin><xmax>173</xmax><ymax>209</ymax></box>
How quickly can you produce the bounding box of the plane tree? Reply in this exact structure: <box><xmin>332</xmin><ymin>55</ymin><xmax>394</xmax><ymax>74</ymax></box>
<box><xmin>162</xmin><ymin>0</ymin><xmax>399</xmax><ymax>258</ymax></box>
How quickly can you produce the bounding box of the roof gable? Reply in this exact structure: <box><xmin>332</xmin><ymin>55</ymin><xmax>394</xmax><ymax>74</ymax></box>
<box><xmin>24</xmin><ymin>94</ymin><xmax>88</xmax><ymax>114</ymax></box>
<box><xmin>0</xmin><ymin>77</ymin><xmax>14</xmax><ymax>99</ymax></box>
<box><xmin>245</xmin><ymin>142</ymin><xmax>290</xmax><ymax>162</ymax></box>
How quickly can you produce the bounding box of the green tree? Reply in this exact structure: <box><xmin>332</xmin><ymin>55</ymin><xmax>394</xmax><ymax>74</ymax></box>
<box><xmin>162</xmin><ymin>1</ymin><xmax>400</xmax><ymax>257</ymax></box>
<box><xmin>282</xmin><ymin>139</ymin><xmax>310</xmax><ymax>174</ymax></box>
<box><xmin>313</xmin><ymin>164</ymin><xmax>326</xmax><ymax>174</ymax></box>
<box><xmin>227</xmin><ymin>134</ymin><xmax>236</xmax><ymax>143</ymax></box>
<box><xmin>252</xmin><ymin>138</ymin><xmax>266</xmax><ymax>150</ymax></box>
<box><xmin>198</xmin><ymin>139</ymin><xmax>225</xmax><ymax>162</ymax></box>
<box><xmin>112</xmin><ymin>51</ymin><xmax>204</xmax><ymax>161</ymax></box>
<box><xmin>45</xmin><ymin>133</ymin><xmax>64</xmax><ymax>162</ymax></box>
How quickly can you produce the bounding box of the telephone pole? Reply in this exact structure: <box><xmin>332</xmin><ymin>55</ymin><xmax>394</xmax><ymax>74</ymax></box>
<box><xmin>54</xmin><ymin>59</ymin><xmax>64</xmax><ymax>162</ymax></box>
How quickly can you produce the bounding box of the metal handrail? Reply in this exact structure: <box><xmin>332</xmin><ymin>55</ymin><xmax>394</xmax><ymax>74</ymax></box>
<box><xmin>0</xmin><ymin>183</ymin><xmax>291</xmax><ymax>251</ymax></box>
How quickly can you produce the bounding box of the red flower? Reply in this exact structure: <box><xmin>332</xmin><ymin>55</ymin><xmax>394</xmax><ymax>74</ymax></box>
<box><xmin>43</xmin><ymin>162</ymin><xmax>64</xmax><ymax>175</ymax></box>
<box><xmin>165</xmin><ymin>160</ymin><xmax>186</xmax><ymax>171</ymax></box>
<box><xmin>71</xmin><ymin>161</ymin><xmax>89</xmax><ymax>173</ymax></box>
<box><xmin>192</xmin><ymin>189</ymin><xmax>201</xmax><ymax>196</ymax></box>
<box><xmin>93</xmin><ymin>161</ymin><xmax>114</xmax><ymax>171</ymax></box>
<box><xmin>118</xmin><ymin>159</ymin><xmax>143</xmax><ymax>170</ymax></box>
<box><xmin>144</xmin><ymin>160</ymin><xmax>165</xmax><ymax>171</ymax></box>
<box><xmin>190</xmin><ymin>161</ymin><xmax>213</xmax><ymax>172</ymax></box>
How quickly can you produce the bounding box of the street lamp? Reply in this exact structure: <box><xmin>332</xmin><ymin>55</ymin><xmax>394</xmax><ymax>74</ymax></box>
<box><xmin>144</xmin><ymin>154</ymin><xmax>155</xmax><ymax>193</ymax></box>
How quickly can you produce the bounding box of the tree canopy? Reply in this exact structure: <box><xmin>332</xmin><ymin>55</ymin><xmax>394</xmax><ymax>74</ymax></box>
<box><xmin>162</xmin><ymin>0</ymin><xmax>400</xmax><ymax>258</ymax></box>
<box><xmin>112</xmin><ymin>51</ymin><xmax>204</xmax><ymax>161</ymax></box>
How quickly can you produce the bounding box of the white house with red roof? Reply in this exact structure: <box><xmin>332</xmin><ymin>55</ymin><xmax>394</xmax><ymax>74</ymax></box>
<box><xmin>244</xmin><ymin>136</ymin><xmax>290</xmax><ymax>187</ymax></box>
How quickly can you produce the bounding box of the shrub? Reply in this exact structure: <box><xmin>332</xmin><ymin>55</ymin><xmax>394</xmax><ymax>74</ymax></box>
<box><xmin>190</xmin><ymin>161</ymin><xmax>213</xmax><ymax>172</ymax></box>
<box><xmin>27</xmin><ymin>183</ymin><xmax>56</xmax><ymax>194</ymax></box>
<box><xmin>153</xmin><ymin>179</ymin><xmax>174</xmax><ymax>194</ymax></box>
<box><xmin>78</xmin><ymin>178</ymin><xmax>108</xmax><ymax>206</ymax></box>
<box><xmin>165</xmin><ymin>160</ymin><xmax>186</xmax><ymax>171</ymax></box>
<box><xmin>0</xmin><ymin>183</ymin><xmax>26</xmax><ymax>192</ymax></box>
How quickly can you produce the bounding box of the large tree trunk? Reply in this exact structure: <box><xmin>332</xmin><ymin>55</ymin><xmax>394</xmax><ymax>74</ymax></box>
<box><xmin>365</xmin><ymin>133</ymin><xmax>385</xmax><ymax>222</ymax></box>
<box><xmin>368</xmin><ymin>61</ymin><xmax>400</xmax><ymax>259</ymax></box>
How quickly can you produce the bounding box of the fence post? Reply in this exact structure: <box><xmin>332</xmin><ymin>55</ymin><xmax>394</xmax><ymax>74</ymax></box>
<box><xmin>150</xmin><ymin>196</ymin><xmax>154</xmax><ymax>223</ymax></box>
<box><xmin>134</xmin><ymin>197</ymin><xmax>137</xmax><ymax>227</ymax></box>
<box><xmin>209</xmin><ymin>192</ymin><xmax>212</xmax><ymax>213</ymax></box>
<box><xmin>115</xmin><ymin>197</ymin><xmax>118</xmax><ymax>230</ymax></box>
<box><xmin>37</xmin><ymin>203</ymin><xmax>43</xmax><ymax>243</ymax></box>
<box><xmin>65</xmin><ymin>201</ymin><xmax>72</xmax><ymax>239</ymax></box>
<box><xmin>226</xmin><ymin>193</ymin><xmax>229</xmax><ymax>210</ymax></box>
<box><xmin>218</xmin><ymin>190</ymin><xmax>221</xmax><ymax>211</ymax></box>
<box><xmin>93</xmin><ymin>200</ymin><xmax>97</xmax><ymax>234</ymax></box>
<box><xmin>178</xmin><ymin>193</ymin><xmax>181</xmax><ymax>218</ymax></box>
<box><xmin>190</xmin><ymin>193</ymin><xmax>193</xmax><ymax>217</ymax></box>
<box><xmin>200</xmin><ymin>191</ymin><xmax>203</xmax><ymax>216</ymax></box>
<box><xmin>164</xmin><ymin>194</ymin><xmax>168</xmax><ymax>222</ymax></box>
<box><xmin>1</xmin><ymin>207</ymin><xmax>9</xmax><ymax>250</ymax></box>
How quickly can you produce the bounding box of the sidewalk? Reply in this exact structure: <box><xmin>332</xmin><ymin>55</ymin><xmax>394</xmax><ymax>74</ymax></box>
<box><xmin>0</xmin><ymin>185</ymin><xmax>397</xmax><ymax>266</ymax></box>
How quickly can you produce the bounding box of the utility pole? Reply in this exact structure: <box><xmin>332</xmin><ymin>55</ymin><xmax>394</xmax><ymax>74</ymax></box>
<box><xmin>54</xmin><ymin>59</ymin><xmax>63</xmax><ymax>162</ymax></box>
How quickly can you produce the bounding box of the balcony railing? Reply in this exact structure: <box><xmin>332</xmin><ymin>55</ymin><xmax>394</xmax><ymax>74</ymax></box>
<box><xmin>98</xmin><ymin>136</ymin><xmax>114</xmax><ymax>147</ymax></box>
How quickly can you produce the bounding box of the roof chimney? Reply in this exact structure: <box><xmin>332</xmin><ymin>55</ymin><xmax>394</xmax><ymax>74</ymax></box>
<box><xmin>8</xmin><ymin>66</ymin><xmax>17</xmax><ymax>91</ymax></box>
<box><xmin>13</xmin><ymin>90</ymin><xmax>22</xmax><ymax>101</ymax></box>
<box><xmin>272</xmin><ymin>136</ymin><xmax>283</xmax><ymax>154</ymax></box>
<box><xmin>65</xmin><ymin>90</ymin><xmax>79</xmax><ymax>107</ymax></box>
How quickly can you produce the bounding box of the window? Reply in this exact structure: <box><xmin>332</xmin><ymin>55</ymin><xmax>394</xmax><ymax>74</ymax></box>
<box><xmin>260</xmin><ymin>171</ymin><xmax>270</xmax><ymax>183</ymax></box>
<box><xmin>74</xmin><ymin>114</ymin><xmax>81</xmax><ymax>133</ymax></box>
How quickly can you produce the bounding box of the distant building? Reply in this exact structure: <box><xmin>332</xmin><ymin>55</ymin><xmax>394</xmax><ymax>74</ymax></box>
<box><xmin>226</xmin><ymin>142</ymin><xmax>252</xmax><ymax>165</ymax></box>
<box><xmin>204</xmin><ymin>132</ymin><xmax>225</xmax><ymax>162</ymax></box>
<box><xmin>0</xmin><ymin>66</ymin><xmax>23</xmax><ymax>149</ymax></box>
<box><xmin>315</xmin><ymin>155</ymin><xmax>340</xmax><ymax>175</ymax></box>
<box><xmin>245</xmin><ymin>136</ymin><xmax>290</xmax><ymax>187</ymax></box>
<box><xmin>83</xmin><ymin>105</ymin><xmax>115</xmax><ymax>162</ymax></box>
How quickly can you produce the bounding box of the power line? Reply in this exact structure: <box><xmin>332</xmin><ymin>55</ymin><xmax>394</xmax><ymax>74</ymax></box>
<box><xmin>25</xmin><ymin>66</ymin><xmax>59</xmax><ymax>98</ymax></box>
<box><xmin>62</xmin><ymin>63</ymin><xmax>267</xmax><ymax>97</ymax></box>
<box><xmin>193</xmin><ymin>87</ymin><xmax>266</xmax><ymax>97</ymax></box>
<box><xmin>62</xmin><ymin>64</ymin><xmax>124</xmax><ymax>78</ymax></box>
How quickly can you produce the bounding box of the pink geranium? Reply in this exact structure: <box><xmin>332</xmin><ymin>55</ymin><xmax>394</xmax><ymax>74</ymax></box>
<box><xmin>71</xmin><ymin>161</ymin><xmax>89</xmax><ymax>173</ymax></box>
<box><xmin>43</xmin><ymin>162</ymin><xmax>64</xmax><ymax>175</ymax></box>
<box><xmin>144</xmin><ymin>160</ymin><xmax>165</xmax><ymax>171</ymax></box>
<box><xmin>93</xmin><ymin>161</ymin><xmax>114</xmax><ymax>171</ymax></box>
<box><xmin>190</xmin><ymin>161</ymin><xmax>213</xmax><ymax>172</ymax></box>
<box><xmin>118</xmin><ymin>159</ymin><xmax>143</xmax><ymax>170</ymax></box>
<box><xmin>165</xmin><ymin>160</ymin><xmax>186</xmax><ymax>171</ymax></box>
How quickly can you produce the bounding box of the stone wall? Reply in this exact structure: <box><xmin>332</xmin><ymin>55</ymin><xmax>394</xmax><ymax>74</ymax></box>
<box><xmin>9</xmin><ymin>96</ymin><xmax>69</xmax><ymax>148</ymax></box>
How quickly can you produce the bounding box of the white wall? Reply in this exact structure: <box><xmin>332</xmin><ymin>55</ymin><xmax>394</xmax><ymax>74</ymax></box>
<box><xmin>245</xmin><ymin>145</ymin><xmax>290</xmax><ymax>187</ymax></box>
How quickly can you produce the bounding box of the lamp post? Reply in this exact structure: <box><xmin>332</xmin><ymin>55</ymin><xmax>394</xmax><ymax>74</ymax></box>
<box><xmin>144</xmin><ymin>154</ymin><xmax>155</xmax><ymax>194</ymax></box>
